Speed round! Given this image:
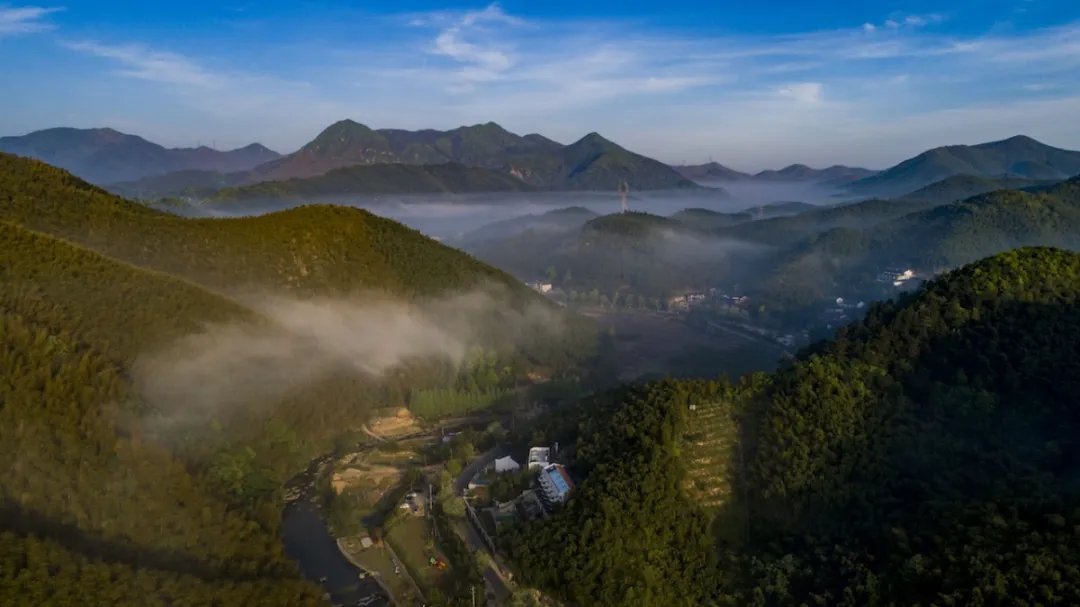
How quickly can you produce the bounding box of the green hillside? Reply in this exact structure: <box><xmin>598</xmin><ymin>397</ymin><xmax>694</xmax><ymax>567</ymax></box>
<box><xmin>0</xmin><ymin>154</ymin><xmax>604</xmax><ymax>604</ymax></box>
<box><xmin>456</xmin><ymin>206</ymin><xmax>599</xmax><ymax>244</ymax></box>
<box><xmin>0</xmin><ymin>153</ymin><xmax>524</xmax><ymax>297</ymax></box>
<box><xmin>0</xmin><ymin>221</ymin><xmax>320</xmax><ymax>605</ymax></box>
<box><xmin>848</xmin><ymin>135</ymin><xmax>1080</xmax><ymax>197</ymax></box>
<box><xmin>899</xmin><ymin>173</ymin><xmax>1055</xmax><ymax>204</ymax></box>
<box><xmin>507</xmin><ymin>247</ymin><xmax>1080</xmax><ymax>606</ymax></box>
<box><xmin>757</xmin><ymin>177</ymin><xmax>1080</xmax><ymax>308</ymax></box>
<box><xmin>211</xmin><ymin>161</ymin><xmax>533</xmax><ymax>204</ymax></box>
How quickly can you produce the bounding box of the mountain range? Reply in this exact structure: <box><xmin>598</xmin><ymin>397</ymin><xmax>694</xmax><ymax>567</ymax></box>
<box><xmin>0</xmin><ymin>127</ymin><xmax>280</xmax><ymax>184</ymax></box>
<box><xmin>674</xmin><ymin>161</ymin><xmax>876</xmax><ymax>184</ymax></box>
<box><xmin>7</xmin><ymin>121</ymin><xmax>697</xmax><ymax>197</ymax></box>
<box><xmin>847</xmin><ymin>135</ymin><xmax>1080</xmax><ymax>196</ymax></box>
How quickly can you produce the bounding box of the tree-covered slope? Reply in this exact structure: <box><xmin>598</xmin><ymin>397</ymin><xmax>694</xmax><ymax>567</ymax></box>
<box><xmin>210</xmin><ymin>161</ymin><xmax>533</xmax><ymax>204</ymax></box>
<box><xmin>507</xmin><ymin>247</ymin><xmax>1080</xmax><ymax>606</ymax></box>
<box><xmin>756</xmin><ymin>177</ymin><xmax>1080</xmax><ymax>308</ymax></box>
<box><xmin>0</xmin><ymin>153</ymin><xmax>525</xmax><ymax>297</ymax></box>
<box><xmin>848</xmin><ymin>135</ymin><xmax>1080</xmax><ymax>197</ymax></box>
<box><xmin>898</xmin><ymin>173</ymin><xmax>1055</xmax><ymax>204</ymax></box>
<box><xmin>0</xmin><ymin>221</ymin><xmax>320</xmax><ymax>605</ymax></box>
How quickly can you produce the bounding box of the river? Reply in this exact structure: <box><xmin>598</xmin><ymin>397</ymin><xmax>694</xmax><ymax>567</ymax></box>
<box><xmin>281</xmin><ymin>456</ymin><xmax>391</xmax><ymax>607</ymax></box>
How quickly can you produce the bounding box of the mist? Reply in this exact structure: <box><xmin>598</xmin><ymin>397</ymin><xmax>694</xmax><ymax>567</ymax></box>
<box><xmin>177</xmin><ymin>182</ymin><xmax>856</xmax><ymax>242</ymax></box>
<box><xmin>134</xmin><ymin>287</ymin><xmax>563</xmax><ymax>426</ymax></box>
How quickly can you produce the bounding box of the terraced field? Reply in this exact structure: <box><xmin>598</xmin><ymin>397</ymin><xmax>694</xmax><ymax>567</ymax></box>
<box><xmin>683</xmin><ymin>399</ymin><xmax>748</xmax><ymax>543</ymax></box>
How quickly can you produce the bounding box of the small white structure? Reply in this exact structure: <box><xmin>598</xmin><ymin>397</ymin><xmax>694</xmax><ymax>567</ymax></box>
<box><xmin>538</xmin><ymin>464</ymin><xmax>574</xmax><ymax>506</ymax></box>
<box><xmin>526</xmin><ymin>281</ymin><xmax>553</xmax><ymax>294</ymax></box>
<box><xmin>528</xmin><ymin>447</ymin><xmax>550</xmax><ymax>470</ymax></box>
<box><xmin>494</xmin><ymin>456</ymin><xmax>521</xmax><ymax>474</ymax></box>
<box><xmin>877</xmin><ymin>267</ymin><xmax>917</xmax><ymax>287</ymax></box>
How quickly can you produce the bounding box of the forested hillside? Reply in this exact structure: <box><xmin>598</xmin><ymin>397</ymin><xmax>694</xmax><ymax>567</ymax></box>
<box><xmin>756</xmin><ymin>177</ymin><xmax>1080</xmax><ymax>309</ymax></box>
<box><xmin>505</xmin><ymin>247</ymin><xmax>1080</xmax><ymax>606</ymax></box>
<box><xmin>0</xmin><ymin>153</ymin><xmax>524</xmax><ymax>297</ymax></box>
<box><xmin>210</xmin><ymin>162</ymin><xmax>534</xmax><ymax>205</ymax></box>
<box><xmin>0</xmin><ymin>154</ymin><xmax>603</xmax><ymax>604</ymax></box>
<box><xmin>0</xmin><ymin>222</ymin><xmax>320</xmax><ymax>605</ymax></box>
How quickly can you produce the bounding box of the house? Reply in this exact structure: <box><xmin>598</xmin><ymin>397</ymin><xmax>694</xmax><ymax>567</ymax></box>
<box><xmin>877</xmin><ymin>267</ymin><xmax>917</xmax><ymax>287</ymax></box>
<box><xmin>493</xmin><ymin>456</ymin><xmax>521</xmax><ymax>474</ymax></box>
<box><xmin>526</xmin><ymin>281</ymin><xmax>553</xmax><ymax>294</ymax></box>
<box><xmin>538</xmin><ymin>464</ymin><xmax>575</xmax><ymax>507</ymax></box>
<box><xmin>527</xmin><ymin>447</ymin><xmax>550</xmax><ymax>470</ymax></box>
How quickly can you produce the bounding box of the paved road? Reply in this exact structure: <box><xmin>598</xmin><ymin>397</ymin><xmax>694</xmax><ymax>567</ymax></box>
<box><xmin>453</xmin><ymin>446</ymin><xmax>513</xmax><ymax>603</ymax></box>
<box><xmin>453</xmin><ymin>446</ymin><xmax>506</xmax><ymax>496</ymax></box>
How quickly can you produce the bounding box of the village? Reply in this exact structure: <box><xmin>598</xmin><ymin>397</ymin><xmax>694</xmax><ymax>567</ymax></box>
<box><xmin>283</xmin><ymin>401</ymin><xmax>577</xmax><ymax>607</ymax></box>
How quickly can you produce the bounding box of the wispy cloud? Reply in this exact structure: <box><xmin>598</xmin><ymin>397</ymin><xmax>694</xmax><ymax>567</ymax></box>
<box><xmin>777</xmin><ymin>82</ymin><xmax>824</xmax><ymax>104</ymax></box>
<box><xmin>64</xmin><ymin>40</ymin><xmax>222</xmax><ymax>88</ymax></box>
<box><xmin>430</xmin><ymin>3</ymin><xmax>522</xmax><ymax>87</ymax></box>
<box><xmin>0</xmin><ymin>4</ymin><xmax>61</xmax><ymax>36</ymax></box>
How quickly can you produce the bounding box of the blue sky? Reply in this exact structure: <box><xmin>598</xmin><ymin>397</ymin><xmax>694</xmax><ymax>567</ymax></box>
<box><xmin>1</xmin><ymin>1</ymin><xmax>1078</xmax><ymax>170</ymax></box>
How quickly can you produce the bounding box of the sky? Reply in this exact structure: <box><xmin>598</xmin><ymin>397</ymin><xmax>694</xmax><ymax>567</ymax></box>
<box><xmin>1</xmin><ymin>0</ymin><xmax>1078</xmax><ymax>170</ymax></box>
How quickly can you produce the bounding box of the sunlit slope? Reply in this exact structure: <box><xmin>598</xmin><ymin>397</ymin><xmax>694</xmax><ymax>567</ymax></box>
<box><xmin>0</xmin><ymin>220</ymin><xmax>320</xmax><ymax>605</ymax></box>
<box><xmin>0</xmin><ymin>153</ymin><xmax>525</xmax><ymax>298</ymax></box>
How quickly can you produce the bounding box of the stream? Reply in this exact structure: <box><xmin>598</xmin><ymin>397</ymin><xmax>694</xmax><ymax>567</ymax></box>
<box><xmin>281</xmin><ymin>456</ymin><xmax>391</xmax><ymax>607</ymax></box>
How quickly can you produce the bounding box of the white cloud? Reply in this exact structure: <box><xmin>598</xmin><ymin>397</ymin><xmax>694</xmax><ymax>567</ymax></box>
<box><xmin>0</xmin><ymin>5</ymin><xmax>61</xmax><ymax>36</ymax></box>
<box><xmin>64</xmin><ymin>40</ymin><xmax>221</xmax><ymax>88</ymax></box>
<box><xmin>862</xmin><ymin>23</ymin><xmax>876</xmax><ymax>33</ymax></box>
<box><xmin>778</xmin><ymin>82</ymin><xmax>824</xmax><ymax>104</ymax></box>
<box><xmin>429</xmin><ymin>2</ymin><xmax>521</xmax><ymax>87</ymax></box>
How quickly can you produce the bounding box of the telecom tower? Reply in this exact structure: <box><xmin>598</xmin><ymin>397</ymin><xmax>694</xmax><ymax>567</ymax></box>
<box><xmin>618</xmin><ymin>181</ymin><xmax>630</xmax><ymax>213</ymax></box>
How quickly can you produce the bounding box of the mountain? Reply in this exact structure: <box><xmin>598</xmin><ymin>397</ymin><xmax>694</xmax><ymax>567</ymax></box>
<box><xmin>0</xmin><ymin>153</ymin><xmax>602</xmax><ymax>603</ymax></box>
<box><xmin>108</xmin><ymin>169</ymin><xmax>250</xmax><ymax>199</ymax></box>
<box><xmin>671</xmin><ymin>202</ymin><xmax>817</xmax><ymax>229</ymax></box>
<box><xmin>464</xmin><ymin>210</ymin><xmax>764</xmax><ymax>298</ymax></box>
<box><xmin>457</xmin><ymin>206</ymin><xmax>600</xmax><ymax>244</ymax></box>
<box><xmin>106</xmin><ymin>121</ymin><xmax>697</xmax><ymax>196</ymax></box>
<box><xmin>673</xmin><ymin>162</ymin><xmax>752</xmax><ymax>181</ymax></box>
<box><xmin>0</xmin><ymin>127</ymin><xmax>280</xmax><ymax>184</ymax></box>
<box><xmin>757</xmin><ymin>176</ymin><xmax>1080</xmax><ymax>307</ymax></box>
<box><xmin>209</xmin><ymin>162</ymin><xmax>533</xmax><ymax>207</ymax></box>
<box><xmin>898</xmin><ymin>173</ymin><xmax>1058</xmax><ymax>204</ymax></box>
<box><xmin>250</xmin><ymin>120</ymin><xmax>562</xmax><ymax>182</ymax></box>
<box><xmin>505</xmin><ymin>247</ymin><xmax>1080</xmax><ymax>606</ymax></box>
<box><xmin>532</xmin><ymin>132</ymin><xmax>697</xmax><ymax>190</ymax></box>
<box><xmin>752</xmin><ymin>163</ymin><xmax>876</xmax><ymax>184</ymax></box>
<box><xmin>848</xmin><ymin>135</ymin><xmax>1080</xmax><ymax>197</ymax></box>
<box><xmin>675</xmin><ymin>162</ymin><xmax>875</xmax><ymax>185</ymax></box>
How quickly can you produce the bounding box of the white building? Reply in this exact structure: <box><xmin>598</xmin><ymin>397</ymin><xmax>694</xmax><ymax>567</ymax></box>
<box><xmin>538</xmin><ymin>464</ymin><xmax>574</xmax><ymax>506</ymax></box>
<box><xmin>526</xmin><ymin>281</ymin><xmax>553</xmax><ymax>294</ymax></box>
<box><xmin>877</xmin><ymin>267</ymin><xmax>916</xmax><ymax>287</ymax></box>
<box><xmin>527</xmin><ymin>447</ymin><xmax>550</xmax><ymax>470</ymax></box>
<box><xmin>493</xmin><ymin>456</ymin><xmax>521</xmax><ymax>474</ymax></box>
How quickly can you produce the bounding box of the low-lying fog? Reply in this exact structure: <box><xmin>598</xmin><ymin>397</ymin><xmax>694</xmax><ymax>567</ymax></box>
<box><xmin>188</xmin><ymin>181</ymin><xmax>858</xmax><ymax>241</ymax></box>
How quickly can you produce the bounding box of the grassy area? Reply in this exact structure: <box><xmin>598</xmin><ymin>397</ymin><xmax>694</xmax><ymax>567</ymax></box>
<box><xmin>340</xmin><ymin>536</ymin><xmax>420</xmax><ymax>605</ymax></box>
<box><xmin>386</xmin><ymin>515</ymin><xmax>446</xmax><ymax>595</ymax></box>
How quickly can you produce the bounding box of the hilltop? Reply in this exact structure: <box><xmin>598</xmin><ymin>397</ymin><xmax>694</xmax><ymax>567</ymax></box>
<box><xmin>848</xmin><ymin>135</ymin><xmax>1080</xmax><ymax>197</ymax></box>
<box><xmin>506</xmin><ymin>247</ymin><xmax>1080</xmax><ymax>606</ymax></box>
<box><xmin>0</xmin><ymin>127</ymin><xmax>279</xmax><ymax>184</ymax></box>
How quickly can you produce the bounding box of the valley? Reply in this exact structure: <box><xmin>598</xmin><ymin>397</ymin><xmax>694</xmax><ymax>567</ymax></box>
<box><xmin>2</xmin><ymin>12</ymin><xmax>1080</xmax><ymax>601</ymax></box>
